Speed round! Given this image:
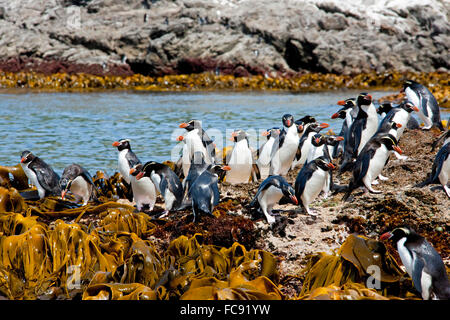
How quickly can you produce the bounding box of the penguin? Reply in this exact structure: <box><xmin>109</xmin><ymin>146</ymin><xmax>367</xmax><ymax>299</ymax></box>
<box><xmin>20</xmin><ymin>150</ymin><xmax>61</xmax><ymax>199</ymax></box>
<box><xmin>257</xmin><ymin>128</ymin><xmax>281</xmax><ymax>180</ymax></box>
<box><xmin>226</xmin><ymin>129</ymin><xmax>253</xmax><ymax>184</ymax></box>
<box><xmin>128</xmin><ymin>163</ymin><xmax>157</xmax><ymax>212</ymax></box>
<box><xmin>182</xmin><ymin>151</ymin><xmax>210</xmax><ymax>201</ymax></box>
<box><xmin>339</xmin><ymin>93</ymin><xmax>379</xmax><ymax>173</ymax></box>
<box><xmin>112</xmin><ymin>139</ymin><xmax>141</xmax><ymax>184</ymax></box>
<box><xmin>291</xmin><ymin>121</ymin><xmax>330</xmax><ymax>169</ymax></box>
<box><xmin>401</xmin><ymin>80</ymin><xmax>444</xmax><ymax>131</ymax></box>
<box><xmin>415</xmin><ymin>130</ymin><xmax>450</xmax><ymax>198</ymax></box>
<box><xmin>307</xmin><ymin>134</ymin><xmax>344</xmax><ymax>163</ymax></box>
<box><xmin>377</xmin><ymin>102</ymin><xmax>421</xmax><ymax>130</ymax></box>
<box><xmin>134</xmin><ymin>161</ymin><xmax>184</xmax><ymax>214</ymax></box>
<box><xmin>269</xmin><ymin>114</ymin><xmax>300</xmax><ymax>176</ymax></box>
<box><xmin>295</xmin><ymin>156</ymin><xmax>336</xmax><ymax>216</ymax></box>
<box><xmin>378</xmin><ymin>101</ymin><xmax>420</xmax><ymax>140</ymax></box>
<box><xmin>60</xmin><ymin>163</ymin><xmax>97</xmax><ymax>205</ymax></box>
<box><xmin>331</xmin><ymin>98</ymin><xmax>358</xmax><ymax>159</ymax></box>
<box><xmin>342</xmin><ymin>134</ymin><xmax>403</xmax><ymax>201</ymax></box>
<box><xmin>179</xmin><ymin>119</ymin><xmax>216</xmax><ymax>178</ymax></box>
<box><xmin>189</xmin><ymin>164</ymin><xmax>229</xmax><ymax>221</ymax></box>
<box><xmin>380</xmin><ymin>226</ymin><xmax>450</xmax><ymax>300</ymax></box>
<box><xmin>248</xmin><ymin>175</ymin><xmax>298</xmax><ymax>224</ymax></box>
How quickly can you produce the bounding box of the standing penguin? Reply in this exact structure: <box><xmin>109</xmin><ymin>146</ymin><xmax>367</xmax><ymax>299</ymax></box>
<box><xmin>340</xmin><ymin>93</ymin><xmax>379</xmax><ymax>173</ymax></box>
<box><xmin>189</xmin><ymin>164</ymin><xmax>229</xmax><ymax>221</ymax></box>
<box><xmin>295</xmin><ymin>156</ymin><xmax>336</xmax><ymax>216</ymax></box>
<box><xmin>342</xmin><ymin>134</ymin><xmax>403</xmax><ymax>201</ymax></box>
<box><xmin>401</xmin><ymin>80</ymin><xmax>444</xmax><ymax>131</ymax></box>
<box><xmin>269</xmin><ymin>114</ymin><xmax>300</xmax><ymax>176</ymax></box>
<box><xmin>60</xmin><ymin>164</ymin><xmax>97</xmax><ymax>205</ymax></box>
<box><xmin>226</xmin><ymin>129</ymin><xmax>253</xmax><ymax>184</ymax></box>
<box><xmin>248</xmin><ymin>175</ymin><xmax>298</xmax><ymax>224</ymax></box>
<box><xmin>378</xmin><ymin>101</ymin><xmax>420</xmax><ymax>140</ymax></box>
<box><xmin>291</xmin><ymin>121</ymin><xmax>330</xmax><ymax>169</ymax></box>
<box><xmin>377</xmin><ymin>102</ymin><xmax>420</xmax><ymax>130</ymax></box>
<box><xmin>129</xmin><ymin>163</ymin><xmax>157</xmax><ymax>212</ymax></box>
<box><xmin>112</xmin><ymin>139</ymin><xmax>141</xmax><ymax>184</ymax></box>
<box><xmin>331</xmin><ymin>98</ymin><xmax>358</xmax><ymax>159</ymax></box>
<box><xmin>179</xmin><ymin>119</ymin><xmax>216</xmax><ymax>178</ymax></box>
<box><xmin>257</xmin><ymin>128</ymin><xmax>281</xmax><ymax>180</ymax></box>
<box><xmin>20</xmin><ymin>150</ymin><xmax>61</xmax><ymax>199</ymax></box>
<box><xmin>380</xmin><ymin>226</ymin><xmax>450</xmax><ymax>300</ymax></box>
<box><xmin>134</xmin><ymin>161</ymin><xmax>184</xmax><ymax>214</ymax></box>
<box><xmin>415</xmin><ymin>130</ymin><xmax>450</xmax><ymax>198</ymax></box>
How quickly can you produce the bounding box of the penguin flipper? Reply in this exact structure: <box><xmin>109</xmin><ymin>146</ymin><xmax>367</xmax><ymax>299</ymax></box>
<box><xmin>411</xmin><ymin>255</ymin><xmax>425</xmax><ymax>295</ymax></box>
<box><xmin>34</xmin><ymin>166</ymin><xmax>61</xmax><ymax>195</ymax></box>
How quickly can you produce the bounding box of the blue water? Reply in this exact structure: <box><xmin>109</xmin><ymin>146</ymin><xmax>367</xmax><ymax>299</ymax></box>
<box><xmin>1</xmin><ymin>90</ymin><xmax>446</xmax><ymax>176</ymax></box>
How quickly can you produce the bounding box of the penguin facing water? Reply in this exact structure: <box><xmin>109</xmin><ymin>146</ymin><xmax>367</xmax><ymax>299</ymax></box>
<box><xmin>401</xmin><ymin>80</ymin><xmax>444</xmax><ymax>131</ymax></box>
<box><xmin>295</xmin><ymin>156</ymin><xmax>336</xmax><ymax>216</ymax></box>
<box><xmin>380</xmin><ymin>226</ymin><xmax>450</xmax><ymax>300</ymax></box>
<box><xmin>20</xmin><ymin>150</ymin><xmax>61</xmax><ymax>199</ymax></box>
<box><xmin>226</xmin><ymin>129</ymin><xmax>253</xmax><ymax>184</ymax></box>
<box><xmin>248</xmin><ymin>175</ymin><xmax>298</xmax><ymax>225</ymax></box>
<box><xmin>342</xmin><ymin>134</ymin><xmax>403</xmax><ymax>201</ymax></box>
<box><xmin>60</xmin><ymin>163</ymin><xmax>97</xmax><ymax>205</ymax></box>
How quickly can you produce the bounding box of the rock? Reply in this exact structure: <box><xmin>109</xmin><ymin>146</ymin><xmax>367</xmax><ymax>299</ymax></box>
<box><xmin>0</xmin><ymin>0</ymin><xmax>448</xmax><ymax>76</ymax></box>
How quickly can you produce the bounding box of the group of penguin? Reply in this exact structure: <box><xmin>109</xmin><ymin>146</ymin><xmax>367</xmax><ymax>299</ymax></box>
<box><xmin>16</xmin><ymin>79</ymin><xmax>449</xmax><ymax>300</ymax></box>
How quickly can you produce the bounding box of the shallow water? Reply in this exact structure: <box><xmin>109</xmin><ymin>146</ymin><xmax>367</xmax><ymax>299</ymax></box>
<box><xmin>1</xmin><ymin>89</ymin><xmax>447</xmax><ymax>175</ymax></box>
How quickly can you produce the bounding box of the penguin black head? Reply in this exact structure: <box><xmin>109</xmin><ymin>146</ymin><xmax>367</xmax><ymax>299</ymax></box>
<box><xmin>207</xmin><ymin>164</ymin><xmax>231</xmax><ymax>181</ymax></box>
<box><xmin>112</xmin><ymin>139</ymin><xmax>131</xmax><ymax>151</ymax></box>
<box><xmin>317</xmin><ymin>135</ymin><xmax>344</xmax><ymax>146</ymax></box>
<box><xmin>280</xmin><ymin>182</ymin><xmax>298</xmax><ymax>205</ymax></box>
<box><xmin>129</xmin><ymin>163</ymin><xmax>144</xmax><ymax>178</ymax></box>
<box><xmin>380</xmin><ymin>134</ymin><xmax>402</xmax><ymax>154</ymax></box>
<box><xmin>231</xmin><ymin>129</ymin><xmax>248</xmax><ymax>143</ymax></box>
<box><xmin>400</xmin><ymin>101</ymin><xmax>420</xmax><ymax>113</ymax></box>
<box><xmin>401</xmin><ymin>80</ymin><xmax>420</xmax><ymax>92</ymax></box>
<box><xmin>307</xmin><ymin>122</ymin><xmax>330</xmax><ymax>134</ymax></box>
<box><xmin>262</xmin><ymin>127</ymin><xmax>281</xmax><ymax>140</ymax></box>
<box><xmin>376</xmin><ymin>103</ymin><xmax>394</xmax><ymax>116</ymax></box>
<box><xmin>314</xmin><ymin>157</ymin><xmax>336</xmax><ymax>171</ymax></box>
<box><xmin>357</xmin><ymin>93</ymin><xmax>373</xmax><ymax>106</ymax></box>
<box><xmin>380</xmin><ymin>225</ymin><xmax>417</xmax><ymax>243</ymax></box>
<box><xmin>20</xmin><ymin>150</ymin><xmax>35</xmax><ymax>164</ymax></box>
<box><xmin>179</xmin><ymin>119</ymin><xmax>202</xmax><ymax>131</ymax></box>
<box><xmin>282</xmin><ymin>114</ymin><xmax>294</xmax><ymax>128</ymax></box>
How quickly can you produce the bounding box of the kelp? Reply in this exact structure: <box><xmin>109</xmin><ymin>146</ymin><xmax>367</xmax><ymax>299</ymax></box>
<box><xmin>0</xmin><ymin>164</ymin><xmax>29</xmax><ymax>190</ymax></box>
<box><xmin>297</xmin><ymin>234</ymin><xmax>406</xmax><ymax>300</ymax></box>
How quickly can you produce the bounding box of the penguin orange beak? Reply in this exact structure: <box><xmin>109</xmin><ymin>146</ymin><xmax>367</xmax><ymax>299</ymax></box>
<box><xmin>222</xmin><ymin>165</ymin><xmax>231</xmax><ymax>171</ymax></box>
<box><xmin>61</xmin><ymin>190</ymin><xmax>67</xmax><ymax>200</ymax></box>
<box><xmin>297</xmin><ymin>124</ymin><xmax>304</xmax><ymax>132</ymax></box>
<box><xmin>286</xmin><ymin>120</ymin><xmax>291</xmax><ymax>127</ymax></box>
<box><xmin>290</xmin><ymin>195</ymin><xmax>298</xmax><ymax>205</ymax></box>
<box><xmin>326</xmin><ymin>163</ymin><xmax>336</xmax><ymax>170</ymax></box>
<box><xmin>394</xmin><ymin>146</ymin><xmax>403</xmax><ymax>154</ymax></box>
<box><xmin>112</xmin><ymin>141</ymin><xmax>120</xmax><ymax>147</ymax></box>
<box><xmin>396</xmin><ymin>123</ymin><xmax>402</xmax><ymax>128</ymax></box>
<box><xmin>412</xmin><ymin>106</ymin><xmax>419</xmax><ymax>112</ymax></box>
<box><xmin>176</xmin><ymin>135</ymin><xmax>184</xmax><ymax>141</ymax></box>
<box><xmin>315</xmin><ymin>137</ymin><xmax>321</xmax><ymax>144</ymax></box>
<box><xmin>365</xmin><ymin>94</ymin><xmax>373</xmax><ymax>101</ymax></box>
<box><xmin>320</xmin><ymin>123</ymin><xmax>329</xmax><ymax>129</ymax></box>
<box><xmin>136</xmin><ymin>171</ymin><xmax>144</xmax><ymax>180</ymax></box>
<box><xmin>20</xmin><ymin>157</ymin><xmax>26</xmax><ymax>163</ymax></box>
<box><xmin>337</xmin><ymin>100</ymin><xmax>346</xmax><ymax>106</ymax></box>
<box><xmin>230</xmin><ymin>132</ymin><xmax>238</xmax><ymax>141</ymax></box>
<box><xmin>179</xmin><ymin>123</ymin><xmax>188</xmax><ymax>128</ymax></box>
<box><xmin>331</xmin><ymin>112</ymin><xmax>339</xmax><ymax>119</ymax></box>
<box><xmin>336</xmin><ymin>136</ymin><xmax>345</xmax><ymax>141</ymax></box>
<box><xmin>380</xmin><ymin>232</ymin><xmax>393</xmax><ymax>241</ymax></box>
<box><xmin>262</xmin><ymin>131</ymin><xmax>270</xmax><ymax>136</ymax></box>
<box><xmin>129</xmin><ymin>168</ymin><xmax>136</xmax><ymax>175</ymax></box>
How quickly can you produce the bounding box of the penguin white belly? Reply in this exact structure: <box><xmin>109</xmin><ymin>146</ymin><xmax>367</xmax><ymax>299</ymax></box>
<box><xmin>164</xmin><ymin>189</ymin><xmax>177</xmax><ymax>210</ymax></box>
<box><xmin>21</xmin><ymin>163</ymin><xmax>45</xmax><ymax>199</ymax></box>
<box><xmin>297</xmin><ymin>138</ymin><xmax>313</xmax><ymax>166</ymax></box>
<box><xmin>273</xmin><ymin>127</ymin><xmax>299</xmax><ymax>174</ymax></box>
<box><xmin>391</xmin><ymin>110</ymin><xmax>409</xmax><ymax>139</ymax></box>
<box><xmin>397</xmin><ymin>238</ymin><xmax>414</xmax><ymax>276</ymax></box>
<box><xmin>150</xmin><ymin>171</ymin><xmax>162</xmax><ymax>194</ymax></box>
<box><xmin>363</xmin><ymin>146</ymin><xmax>389</xmax><ymax>187</ymax></box>
<box><xmin>406</xmin><ymin>87</ymin><xmax>432</xmax><ymax>129</ymax></box>
<box><xmin>70</xmin><ymin>176</ymin><xmax>91</xmax><ymax>205</ymax></box>
<box><xmin>118</xmin><ymin>149</ymin><xmax>131</xmax><ymax>184</ymax></box>
<box><xmin>301</xmin><ymin>169</ymin><xmax>326</xmax><ymax>206</ymax></box>
<box><xmin>258</xmin><ymin>186</ymin><xmax>283</xmax><ymax>224</ymax></box>
<box><xmin>358</xmin><ymin>118</ymin><xmax>378</xmax><ymax>155</ymax></box>
<box><xmin>226</xmin><ymin>141</ymin><xmax>252</xmax><ymax>184</ymax></box>
<box><xmin>439</xmin><ymin>156</ymin><xmax>450</xmax><ymax>197</ymax></box>
<box><xmin>420</xmin><ymin>269</ymin><xmax>433</xmax><ymax>300</ymax></box>
<box><xmin>258</xmin><ymin>138</ymin><xmax>275</xmax><ymax>179</ymax></box>
<box><xmin>130</xmin><ymin>176</ymin><xmax>156</xmax><ymax>211</ymax></box>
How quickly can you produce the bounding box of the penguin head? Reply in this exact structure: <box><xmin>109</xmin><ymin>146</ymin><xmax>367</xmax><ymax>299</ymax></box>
<box><xmin>129</xmin><ymin>163</ymin><xmax>144</xmax><ymax>179</ymax></box>
<box><xmin>314</xmin><ymin>157</ymin><xmax>336</xmax><ymax>171</ymax></box>
<box><xmin>380</xmin><ymin>225</ymin><xmax>416</xmax><ymax>243</ymax></box>
<box><xmin>281</xmin><ymin>183</ymin><xmax>298</xmax><ymax>205</ymax></box>
<box><xmin>388</xmin><ymin>121</ymin><xmax>402</xmax><ymax>131</ymax></box>
<box><xmin>262</xmin><ymin>127</ymin><xmax>281</xmax><ymax>140</ymax></box>
<box><xmin>308</xmin><ymin>122</ymin><xmax>330</xmax><ymax>134</ymax></box>
<box><xmin>231</xmin><ymin>129</ymin><xmax>248</xmax><ymax>143</ymax></box>
<box><xmin>282</xmin><ymin>114</ymin><xmax>294</xmax><ymax>128</ymax></box>
<box><xmin>380</xmin><ymin>135</ymin><xmax>402</xmax><ymax>154</ymax></box>
<box><xmin>401</xmin><ymin>80</ymin><xmax>419</xmax><ymax>93</ymax></box>
<box><xmin>333</xmin><ymin>98</ymin><xmax>356</xmax><ymax>118</ymax></box>
<box><xmin>59</xmin><ymin>178</ymin><xmax>74</xmax><ymax>200</ymax></box>
<box><xmin>112</xmin><ymin>139</ymin><xmax>131</xmax><ymax>151</ymax></box>
<box><xmin>324</xmin><ymin>135</ymin><xmax>345</xmax><ymax>146</ymax></box>
<box><xmin>207</xmin><ymin>164</ymin><xmax>231</xmax><ymax>181</ymax></box>
<box><xmin>376</xmin><ymin>103</ymin><xmax>394</xmax><ymax>116</ymax></box>
<box><xmin>357</xmin><ymin>93</ymin><xmax>373</xmax><ymax>107</ymax></box>
<box><xmin>312</xmin><ymin>134</ymin><xmax>325</xmax><ymax>147</ymax></box>
<box><xmin>20</xmin><ymin>150</ymin><xmax>35</xmax><ymax>164</ymax></box>
<box><xmin>401</xmin><ymin>101</ymin><xmax>420</xmax><ymax>113</ymax></box>
<box><xmin>179</xmin><ymin>119</ymin><xmax>202</xmax><ymax>131</ymax></box>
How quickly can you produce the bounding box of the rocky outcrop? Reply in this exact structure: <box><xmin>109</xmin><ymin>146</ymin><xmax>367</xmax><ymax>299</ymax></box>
<box><xmin>0</xmin><ymin>0</ymin><xmax>448</xmax><ymax>76</ymax></box>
